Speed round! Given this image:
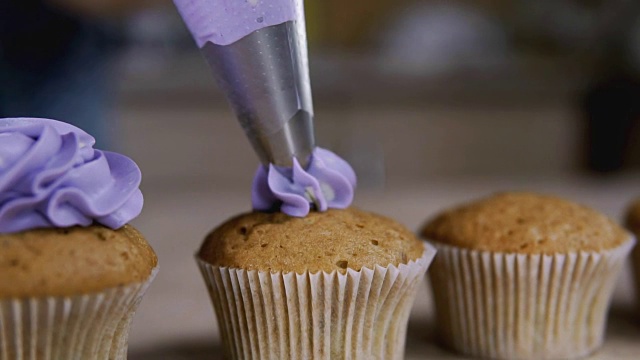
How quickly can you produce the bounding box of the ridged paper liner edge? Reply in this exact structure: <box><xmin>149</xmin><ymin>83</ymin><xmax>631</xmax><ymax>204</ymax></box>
<box><xmin>197</xmin><ymin>243</ymin><xmax>436</xmax><ymax>360</ymax></box>
<box><xmin>428</xmin><ymin>239</ymin><xmax>635</xmax><ymax>360</ymax></box>
<box><xmin>0</xmin><ymin>267</ymin><xmax>158</xmax><ymax>360</ymax></box>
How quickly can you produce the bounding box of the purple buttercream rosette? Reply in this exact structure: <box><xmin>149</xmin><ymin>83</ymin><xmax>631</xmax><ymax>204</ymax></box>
<box><xmin>252</xmin><ymin>147</ymin><xmax>357</xmax><ymax>217</ymax></box>
<box><xmin>0</xmin><ymin>118</ymin><xmax>143</xmax><ymax>233</ymax></box>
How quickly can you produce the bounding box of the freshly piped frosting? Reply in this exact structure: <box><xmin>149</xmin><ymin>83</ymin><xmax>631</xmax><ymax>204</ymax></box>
<box><xmin>252</xmin><ymin>147</ymin><xmax>357</xmax><ymax>217</ymax></box>
<box><xmin>173</xmin><ymin>0</ymin><xmax>297</xmax><ymax>47</ymax></box>
<box><xmin>0</xmin><ymin>118</ymin><xmax>143</xmax><ymax>233</ymax></box>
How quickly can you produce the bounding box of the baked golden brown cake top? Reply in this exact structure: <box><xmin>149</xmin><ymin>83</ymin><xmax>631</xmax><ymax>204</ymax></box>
<box><xmin>625</xmin><ymin>199</ymin><xmax>640</xmax><ymax>233</ymax></box>
<box><xmin>0</xmin><ymin>225</ymin><xmax>157</xmax><ymax>298</ymax></box>
<box><xmin>199</xmin><ymin>208</ymin><xmax>424</xmax><ymax>273</ymax></box>
<box><xmin>421</xmin><ymin>192</ymin><xmax>630</xmax><ymax>254</ymax></box>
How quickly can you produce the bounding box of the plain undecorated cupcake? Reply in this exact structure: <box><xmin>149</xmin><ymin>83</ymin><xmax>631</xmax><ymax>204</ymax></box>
<box><xmin>198</xmin><ymin>208</ymin><xmax>436</xmax><ymax>360</ymax></box>
<box><xmin>421</xmin><ymin>192</ymin><xmax>634</xmax><ymax>360</ymax></box>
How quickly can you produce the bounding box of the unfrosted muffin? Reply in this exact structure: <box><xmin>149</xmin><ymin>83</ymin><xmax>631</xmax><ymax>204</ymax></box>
<box><xmin>421</xmin><ymin>192</ymin><xmax>634</xmax><ymax>360</ymax></box>
<box><xmin>0</xmin><ymin>117</ymin><xmax>158</xmax><ymax>359</ymax></box>
<box><xmin>197</xmin><ymin>208</ymin><xmax>435</xmax><ymax>360</ymax></box>
<box><xmin>624</xmin><ymin>199</ymin><xmax>640</xmax><ymax>310</ymax></box>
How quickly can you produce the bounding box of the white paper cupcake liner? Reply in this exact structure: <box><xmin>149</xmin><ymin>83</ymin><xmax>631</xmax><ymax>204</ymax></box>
<box><xmin>427</xmin><ymin>239</ymin><xmax>635</xmax><ymax>360</ymax></box>
<box><xmin>197</xmin><ymin>243</ymin><xmax>436</xmax><ymax>360</ymax></box>
<box><xmin>0</xmin><ymin>267</ymin><xmax>157</xmax><ymax>360</ymax></box>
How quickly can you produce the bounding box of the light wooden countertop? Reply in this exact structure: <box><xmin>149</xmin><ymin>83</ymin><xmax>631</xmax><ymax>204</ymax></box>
<box><xmin>127</xmin><ymin>176</ymin><xmax>640</xmax><ymax>359</ymax></box>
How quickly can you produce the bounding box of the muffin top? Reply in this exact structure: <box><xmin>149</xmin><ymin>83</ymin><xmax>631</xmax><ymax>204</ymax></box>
<box><xmin>625</xmin><ymin>199</ymin><xmax>640</xmax><ymax>233</ymax></box>
<box><xmin>0</xmin><ymin>225</ymin><xmax>157</xmax><ymax>298</ymax></box>
<box><xmin>199</xmin><ymin>208</ymin><xmax>424</xmax><ymax>273</ymax></box>
<box><xmin>421</xmin><ymin>192</ymin><xmax>630</xmax><ymax>254</ymax></box>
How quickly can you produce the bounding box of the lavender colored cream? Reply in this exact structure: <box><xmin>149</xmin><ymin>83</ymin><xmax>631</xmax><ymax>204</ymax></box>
<box><xmin>173</xmin><ymin>0</ymin><xmax>297</xmax><ymax>46</ymax></box>
<box><xmin>252</xmin><ymin>148</ymin><xmax>357</xmax><ymax>217</ymax></box>
<box><xmin>0</xmin><ymin>118</ymin><xmax>143</xmax><ymax>233</ymax></box>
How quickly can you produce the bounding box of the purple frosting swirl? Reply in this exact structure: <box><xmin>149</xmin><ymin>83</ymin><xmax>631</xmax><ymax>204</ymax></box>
<box><xmin>0</xmin><ymin>118</ymin><xmax>143</xmax><ymax>233</ymax></box>
<box><xmin>252</xmin><ymin>147</ymin><xmax>357</xmax><ymax>217</ymax></box>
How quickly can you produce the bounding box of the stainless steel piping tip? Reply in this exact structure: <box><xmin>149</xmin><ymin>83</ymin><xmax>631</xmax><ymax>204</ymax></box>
<box><xmin>201</xmin><ymin>19</ymin><xmax>315</xmax><ymax>168</ymax></box>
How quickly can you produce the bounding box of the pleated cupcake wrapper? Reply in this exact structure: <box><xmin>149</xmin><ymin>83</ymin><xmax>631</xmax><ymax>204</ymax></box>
<box><xmin>428</xmin><ymin>239</ymin><xmax>635</xmax><ymax>360</ymax></box>
<box><xmin>197</xmin><ymin>243</ymin><xmax>436</xmax><ymax>360</ymax></box>
<box><xmin>0</xmin><ymin>267</ymin><xmax>158</xmax><ymax>360</ymax></box>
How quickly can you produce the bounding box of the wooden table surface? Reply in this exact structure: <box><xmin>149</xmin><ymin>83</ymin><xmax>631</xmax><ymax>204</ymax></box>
<box><xmin>127</xmin><ymin>176</ymin><xmax>640</xmax><ymax>359</ymax></box>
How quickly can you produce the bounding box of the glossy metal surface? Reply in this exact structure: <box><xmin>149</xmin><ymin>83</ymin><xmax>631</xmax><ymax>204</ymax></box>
<box><xmin>201</xmin><ymin>20</ymin><xmax>314</xmax><ymax>167</ymax></box>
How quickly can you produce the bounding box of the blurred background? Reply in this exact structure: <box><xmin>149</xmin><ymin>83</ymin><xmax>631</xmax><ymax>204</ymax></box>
<box><xmin>3</xmin><ymin>0</ymin><xmax>640</xmax><ymax>358</ymax></box>
<box><xmin>4</xmin><ymin>0</ymin><xmax>640</xmax><ymax>184</ymax></box>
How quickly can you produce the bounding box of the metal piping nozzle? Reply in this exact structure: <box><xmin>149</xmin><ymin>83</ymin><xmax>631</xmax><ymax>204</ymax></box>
<box><xmin>200</xmin><ymin>19</ymin><xmax>315</xmax><ymax>168</ymax></box>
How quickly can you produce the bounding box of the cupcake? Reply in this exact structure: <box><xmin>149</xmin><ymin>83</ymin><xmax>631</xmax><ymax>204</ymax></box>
<box><xmin>197</xmin><ymin>208</ymin><xmax>436</xmax><ymax>360</ymax></box>
<box><xmin>421</xmin><ymin>192</ymin><xmax>634</xmax><ymax>360</ymax></box>
<box><xmin>624</xmin><ymin>199</ymin><xmax>640</xmax><ymax>308</ymax></box>
<box><xmin>0</xmin><ymin>118</ymin><xmax>158</xmax><ymax>359</ymax></box>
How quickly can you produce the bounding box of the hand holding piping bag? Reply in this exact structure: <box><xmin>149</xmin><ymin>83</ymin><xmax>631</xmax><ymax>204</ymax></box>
<box><xmin>173</xmin><ymin>0</ymin><xmax>356</xmax><ymax>216</ymax></box>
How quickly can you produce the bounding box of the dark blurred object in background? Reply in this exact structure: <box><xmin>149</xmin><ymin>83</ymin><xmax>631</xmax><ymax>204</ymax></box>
<box><xmin>0</xmin><ymin>0</ymin><xmax>162</xmax><ymax>150</ymax></box>
<box><xmin>580</xmin><ymin>0</ymin><xmax>640</xmax><ymax>174</ymax></box>
<box><xmin>584</xmin><ymin>76</ymin><xmax>640</xmax><ymax>174</ymax></box>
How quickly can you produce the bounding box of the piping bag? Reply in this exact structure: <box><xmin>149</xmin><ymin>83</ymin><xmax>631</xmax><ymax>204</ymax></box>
<box><xmin>174</xmin><ymin>0</ymin><xmax>356</xmax><ymax>217</ymax></box>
